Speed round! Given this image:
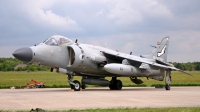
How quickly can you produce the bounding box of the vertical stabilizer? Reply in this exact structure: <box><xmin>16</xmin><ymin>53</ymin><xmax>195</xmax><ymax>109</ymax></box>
<box><xmin>141</xmin><ymin>37</ymin><xmax>169</xmax><ymax>62</ymax></box>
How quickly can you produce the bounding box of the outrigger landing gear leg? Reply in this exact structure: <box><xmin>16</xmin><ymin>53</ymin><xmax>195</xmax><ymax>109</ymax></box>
<box><xmin>109</xmin><ymin>77</ymin><xmax>122</xmax><ymax>90</ymax></box>
<box><xmin>67</xmin><ymin>74</ymin><xmax>81</xmax><ymax>91</ymax></box>
<box><xmin>165</xmin><ymin>70</ymin><xmax>171</xmax><ymax>90</ymax></box>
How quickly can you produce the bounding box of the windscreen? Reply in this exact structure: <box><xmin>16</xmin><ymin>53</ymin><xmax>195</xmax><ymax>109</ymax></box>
<box><xmin>44</xmin><ymin>35</ymin><xmax>73</xmax><ymax>46</ymax></box>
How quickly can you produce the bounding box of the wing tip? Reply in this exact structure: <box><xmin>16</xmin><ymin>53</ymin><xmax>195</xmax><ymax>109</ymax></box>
<box><xmin>178</xmin><ymin>70</ymin><xmax>193</xmax><ymax>77</ymax></box>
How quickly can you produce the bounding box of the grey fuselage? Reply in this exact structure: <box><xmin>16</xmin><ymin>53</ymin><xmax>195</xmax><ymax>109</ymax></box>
<box><xmin>30</xmin><ymin>42</ymin><xmax>164</xmax><ymax>78</ymax></box>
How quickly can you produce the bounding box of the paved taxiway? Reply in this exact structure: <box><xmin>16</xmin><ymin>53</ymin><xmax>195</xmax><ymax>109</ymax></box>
<box><xmin>0</xmin><ymin>87</ymin><xmax>200</xmax><ymax>110</ymax></box>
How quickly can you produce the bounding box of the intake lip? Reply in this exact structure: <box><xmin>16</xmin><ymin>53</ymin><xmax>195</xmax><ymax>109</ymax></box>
<box><xmin>12</xmin><ymin>47</ymin><xmax>33</xmax><ymax>62</ymax></box>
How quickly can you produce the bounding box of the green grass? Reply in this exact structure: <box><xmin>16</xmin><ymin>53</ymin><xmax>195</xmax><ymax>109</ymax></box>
<box><xmin>1</xmin><ymin>107</ymin><xmax>200</xmax><ymax>112</ymax></box>
<box><xmin>0</xmin><ymin>71</ymin><xmax>199</xmax><ymax>88</ymax></box>
<box><xmin>64</xmin><ymin>107</ymin><xmax>200</xmax><ymax>112</ymax></box>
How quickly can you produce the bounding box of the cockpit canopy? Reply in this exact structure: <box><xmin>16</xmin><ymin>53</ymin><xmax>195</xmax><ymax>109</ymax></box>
<box><xmin>43</xmin><ymin>35</ymin><xmax>74</xmax><ymax>46</ymax></box>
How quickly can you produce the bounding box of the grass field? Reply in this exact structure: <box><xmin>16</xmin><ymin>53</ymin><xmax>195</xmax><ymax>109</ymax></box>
<box><xmin>67</xmin><ymin>107</ymin><xmax>200</xmax><ymax>112</ymax></box>
<box><xmin>0</xmin><ymin>71</ymin><xmax>200</xmax><ymax>88</ymax></box>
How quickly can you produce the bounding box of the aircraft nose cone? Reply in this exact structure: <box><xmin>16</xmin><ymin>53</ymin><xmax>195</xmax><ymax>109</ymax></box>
<box><xmin>12</xmin><ymin>47</ymin><xmax>33</xmax><ymax>62</ymax></box>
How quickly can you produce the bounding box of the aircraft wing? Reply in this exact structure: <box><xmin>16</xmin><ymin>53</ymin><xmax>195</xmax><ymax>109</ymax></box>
<box><xmin>102</xmin><ymin>51</ymin><xmax>192</xmax><ymax>76</ymax></box>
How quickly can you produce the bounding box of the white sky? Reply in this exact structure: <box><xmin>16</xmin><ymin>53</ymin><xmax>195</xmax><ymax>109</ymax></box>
<box><xmin>0</xmin><ymin>0</ymin><xmax>200</xmax><ymax>62</ymax></box>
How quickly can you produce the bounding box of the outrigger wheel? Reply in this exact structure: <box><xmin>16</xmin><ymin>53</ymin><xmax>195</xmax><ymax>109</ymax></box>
<box><xmin>165</xmin><ymin>84</ymin><xmax>170</xmax><ymax>90</ymax></box>
<box><xmin>165</xmin><ymin>70</ymin><xmax>171</xmax><ymax>90</ymax></box>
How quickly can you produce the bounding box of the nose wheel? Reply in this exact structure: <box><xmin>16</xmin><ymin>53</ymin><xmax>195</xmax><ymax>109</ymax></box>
<box><xmin>70</xmin><ymin>80</ymin><xmax>81</xmax><ymax>91</ymax></box>
<box><xmin>67</xmin><ymin>74</ymin><xmax>81</xmax><ymax>91</ymax></box>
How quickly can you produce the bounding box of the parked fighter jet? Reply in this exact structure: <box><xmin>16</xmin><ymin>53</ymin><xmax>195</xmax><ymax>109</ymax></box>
<box><xmin>13</xmin><ymin>35</ymin><xmax>191</xmax><ymax>91</ymax></box>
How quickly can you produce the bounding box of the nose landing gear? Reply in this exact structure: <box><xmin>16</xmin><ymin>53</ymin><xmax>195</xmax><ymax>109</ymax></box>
<box><xmin>67</xmin><ymin>74</ymin><xmax>81</xmax><ymax>91</ymax></box>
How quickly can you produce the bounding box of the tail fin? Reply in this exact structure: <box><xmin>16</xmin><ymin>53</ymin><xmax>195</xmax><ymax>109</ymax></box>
<box><xmin>141</xmin><ymin>37</ymin><xmax>169</xmax><ymax>62</ymax></box>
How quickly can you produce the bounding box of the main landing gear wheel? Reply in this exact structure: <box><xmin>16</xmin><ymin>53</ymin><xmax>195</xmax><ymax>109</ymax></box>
<box><xmin>109</xmin><ymin>83</ymin><xmax>115</xmax><ymax>90</ymax></box>
<box><xmin>109</xmin><ymin>78</ymin><xmax>123</xmax><ymax>90</ymax></box>
<box><xmin>115</xmin><ymin>80</ymin><xmax>122</xmax><ymax>90</ymax></box>
<box><xmin>70</xmin><ymin>80</ymin><xmax>81</xmax><ymax>91</ymax></box>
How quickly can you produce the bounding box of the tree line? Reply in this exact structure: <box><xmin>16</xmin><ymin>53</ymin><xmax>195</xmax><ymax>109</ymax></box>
<box><xmin>0</xmin><ymin>58</ymin><xmax>50</xmax><ymax>71</ymax></box>
<box><xmin>171</xmin><ymin>62</ymin><xmax>200</xmax><ymax>71</ymax></box>
<box><xmin>0</xmin><ymin>58</ymin><xmax>200</xmax><ymax>71</ymax></box>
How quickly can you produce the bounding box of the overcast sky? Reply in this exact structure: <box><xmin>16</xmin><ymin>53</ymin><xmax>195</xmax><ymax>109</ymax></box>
<box><xmin>0</xmin><ymin>0</ymin><xmax>200</xmax><ymax>62</ymax></box>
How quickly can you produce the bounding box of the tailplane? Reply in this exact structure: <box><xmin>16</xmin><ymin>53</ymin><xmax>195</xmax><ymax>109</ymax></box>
<box><xmin>141</xmin><ymin>37</ymin><xmax>169</xmax><ymax>62</ymax></box>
